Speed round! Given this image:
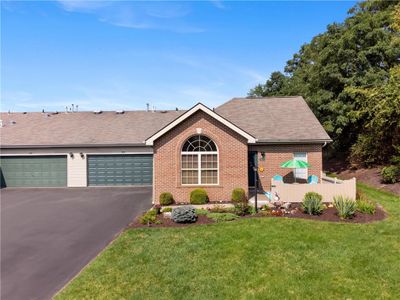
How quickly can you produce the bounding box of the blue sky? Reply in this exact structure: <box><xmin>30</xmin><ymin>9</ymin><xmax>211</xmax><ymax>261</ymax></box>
<box><xmin>1</xmin><ymin>0</ymin><xmax>356</xmax><ymax>112</ymax></box>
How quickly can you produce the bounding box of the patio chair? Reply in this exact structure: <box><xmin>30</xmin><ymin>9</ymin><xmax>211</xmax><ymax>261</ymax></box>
<box><xmin>264</xmin><ymin>191</ymin><xmax>280</xmax><ymax>202</ymax></box>
<box><xmin>264</xmin><ymin>191</ymin><xmax>272</xmax><ymax>201</ymax></box>
<box><xmin>307</xmin><ymin>175</ymin><xmax>318</xmax><ymax>184</ymax></box>
<box><xmin>272</xmin><ymin>175</ymin><xmax>283</xmax><ymax>182</ymax></box>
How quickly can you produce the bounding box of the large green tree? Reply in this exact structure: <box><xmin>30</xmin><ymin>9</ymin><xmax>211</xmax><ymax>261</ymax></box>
<box><xmin>250</xmin><ymin>0</ymin><xmax>400</xmax><ymax>166</ymax></box>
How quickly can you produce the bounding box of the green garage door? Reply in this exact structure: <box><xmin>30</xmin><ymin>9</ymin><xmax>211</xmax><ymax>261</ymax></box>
<box><xmin>87</xmin><ymin>154</ymin><xmax>153</xmax><ymax>186</ymax></box>
<box><xmin>0</xmin><ymin>156</ymin><xmax>67</xmax><ymax>187</ymax></box>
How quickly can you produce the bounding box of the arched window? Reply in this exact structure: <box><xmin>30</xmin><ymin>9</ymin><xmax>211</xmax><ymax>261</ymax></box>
<box><xmin>181</xmin><ymin>135</ymin><xmax>218</xmax><ymax>185</ymax></box>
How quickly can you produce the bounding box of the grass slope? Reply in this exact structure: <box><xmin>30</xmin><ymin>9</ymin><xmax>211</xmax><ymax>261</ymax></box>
<box><xmin>56</xmin><ymin>184</ymin><xmax>400</xmax><ymax>299</ymax></box>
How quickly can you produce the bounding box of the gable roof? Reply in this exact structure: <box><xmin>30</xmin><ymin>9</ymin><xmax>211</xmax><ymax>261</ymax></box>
<box><xmin>216</xmin><ymin>97</ymin><xmax>331</xmax><ymax>143</ymax></box>
<box><xmin>0</xmin><ymin>96</ymin><xmax>331</xmax><ymax>148</ymax></box>
<box><xmin>144</xmin><ymin>103</ymin><xmax>257</xmax><ymax>145</ymax></box>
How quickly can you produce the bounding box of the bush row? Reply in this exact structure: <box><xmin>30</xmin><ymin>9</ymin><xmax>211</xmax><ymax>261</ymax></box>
<box><xmin>159</xmin><ymin>187</ymin><xmax>247</xmax><ymax>206</ymax></box>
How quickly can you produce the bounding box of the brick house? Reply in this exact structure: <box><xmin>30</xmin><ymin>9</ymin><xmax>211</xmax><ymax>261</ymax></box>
<box><xmin>0</xmin><ymin>97</ymin><xmax>331</xmax><ymax>203</ymax></box>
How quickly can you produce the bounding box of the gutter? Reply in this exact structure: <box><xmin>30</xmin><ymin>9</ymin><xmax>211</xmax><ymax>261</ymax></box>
<box><xmin>0</xmin><ymin>143</ymin><xmax>150</xmax><ymax>149</ymax></box>
<box><xmin>251</xmin><ymin>139</ymin><xmax>332</xmax><ymax>145</ymax></box>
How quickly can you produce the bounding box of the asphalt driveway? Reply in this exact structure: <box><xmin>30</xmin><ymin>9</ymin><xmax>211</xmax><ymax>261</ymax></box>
<box><xmin>1</xmin><ymin>187</ymin><xmax>152</xmax><ymax>300</ymax></box>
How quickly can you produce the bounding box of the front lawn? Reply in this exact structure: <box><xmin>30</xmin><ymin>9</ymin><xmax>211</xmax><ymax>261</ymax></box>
<box><xmin>56</xmin><ymin>184</ymin><xmax>400</xmax><ymax>299</ymax></box>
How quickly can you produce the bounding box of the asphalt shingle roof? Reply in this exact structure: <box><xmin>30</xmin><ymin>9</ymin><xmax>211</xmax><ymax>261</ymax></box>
<box><xmin>216</xmin><ymin>97</ymin><xmax>331</xmax><ymax>142</ymax></box>
<box><xmin>0</xmin><ymin>97</ymin><xmax>330</xmax><ymax>147</ymax></box>
<box><xmin>0</xmin><ymin>110</ymin><xmax>185</xmax><ymax>147</ymax></box>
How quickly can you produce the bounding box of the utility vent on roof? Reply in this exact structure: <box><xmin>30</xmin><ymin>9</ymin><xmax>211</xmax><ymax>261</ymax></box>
<box><xmin>160</xmin><ymin>110</ymin><xmax>167</xmax><ymax>113</ymax></box>
<box><xmin>93</xmin><ymin>110</ymin><xmax>102</xmax><ymax>114</ymax></box>
<box><xmin>9</xmin><ymin>120</ymin><xmax>16</xmax><ymax>125</ymax></box>
<box><xmin>116</xmin><ymin>110</ymin><xmax>125</xmax><ymax>114</ymax></box>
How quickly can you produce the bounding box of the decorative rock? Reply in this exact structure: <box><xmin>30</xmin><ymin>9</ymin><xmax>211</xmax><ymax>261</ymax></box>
<box><xmin>282</xmin><ymin>202</ymin><xmax>291</xmax><ymax>210</ymax></box>
<box><xmin>163</xmin><ymin>212</ymin><xmax>172</xmax><ymax>219</ymax></box>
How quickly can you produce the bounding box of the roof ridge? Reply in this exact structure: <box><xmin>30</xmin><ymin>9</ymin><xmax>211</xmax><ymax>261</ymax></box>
<box><xmin>235</xmin><ymin>96</ymin><xmax>302</xmax><ymax>100</ymax></box>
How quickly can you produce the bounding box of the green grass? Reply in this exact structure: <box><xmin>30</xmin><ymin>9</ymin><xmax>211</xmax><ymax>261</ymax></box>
<box><xmin>56</xmin><ymin>183</ymin><xmax>400</xmax><ymax>300</ymax></box>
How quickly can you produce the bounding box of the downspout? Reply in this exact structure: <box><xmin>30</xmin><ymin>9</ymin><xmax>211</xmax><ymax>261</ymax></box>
<box><xmin>321</xmin><ymin>141</ymin><xmax>328</xmax><ymax>178</ymax></box>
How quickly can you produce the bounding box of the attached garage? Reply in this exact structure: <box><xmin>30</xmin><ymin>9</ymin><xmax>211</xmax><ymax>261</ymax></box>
<box><xmin>0</xmin><ymin>156</ymin><xmax>67</xmax><ymax>187</ymax></box>
<box><xmin>87</xmin><ymin>154</ymin><xmax>152</xmax><ymax>186</ymax></box>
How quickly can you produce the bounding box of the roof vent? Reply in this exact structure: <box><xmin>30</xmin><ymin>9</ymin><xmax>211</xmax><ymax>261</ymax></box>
<box><xmin>160</xmin><ymin>110</ymin><xmax>167</xmax><ymax>113</ymax></box>
<box><xmin>9</xmin><ymin>120</ymin><xmax>16</xmax><ymax>125</ymax></box>
<box><xmin>116</xmin><ymin>110</ymin><xmax>125</xmax><ymax>114</ymax></box>
<box><xmin>93</xmin><ymin>110</ymin><xmax>102</xmax><ymax>114</ymax></box>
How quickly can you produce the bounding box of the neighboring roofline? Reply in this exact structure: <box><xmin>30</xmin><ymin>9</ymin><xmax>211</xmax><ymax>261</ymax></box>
<box><xmin>0</xmin><ymin>139</ymin><xmax>332</xmax><ymax>149</ymax></box>
<box><xmin>145</xmin><ymin>102</ymin><xmax>257</xmax><ymax>145</ymax></box>
<box><xmin>0</xmin><ymin>143</ymin><xmax>150</xmax><ymax>149</ymax></box>
<box><xmin>252</xmin><ymin>139</ymin><xmax>332</xmax><ymax>145</ymax></box>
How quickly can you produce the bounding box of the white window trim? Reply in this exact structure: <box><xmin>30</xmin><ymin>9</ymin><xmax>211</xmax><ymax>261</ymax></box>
<box><xmin>181</xmin><ymin>151</ymin><xmax>219</xmax><ymax>186</ymax></box>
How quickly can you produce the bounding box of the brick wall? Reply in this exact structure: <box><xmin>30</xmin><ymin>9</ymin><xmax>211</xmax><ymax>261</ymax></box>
<box><xmin>248</xmin><ymin>144</ymin><xmax>323</xmax><ymax>191</ymax></box>
<box><xmin>153</xmin><ymin>111</ymin><xmax>248</xmax><ymax>204</ymax></box>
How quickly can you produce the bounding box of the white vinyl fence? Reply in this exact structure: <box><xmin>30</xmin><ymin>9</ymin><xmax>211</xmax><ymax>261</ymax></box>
<box><xmin>270</xmin><ymin>172</ymin><xmax>356</xmax><ymax>203</ymax></box>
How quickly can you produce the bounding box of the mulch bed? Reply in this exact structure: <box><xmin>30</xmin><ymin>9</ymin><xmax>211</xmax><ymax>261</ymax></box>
<box><xmin>281</xmin><ymin>203</ymin><xmax>387</xmax><ymax>223</ymax></box>
<box><xmin>130</xmin><ymin>214</ymin><xmax>215</xmax><ymax>228</ymax></box>
<box><xmin>130</xmin><ymin>204</ymin><xmax>387</xmax><ymax>228</ymax></box>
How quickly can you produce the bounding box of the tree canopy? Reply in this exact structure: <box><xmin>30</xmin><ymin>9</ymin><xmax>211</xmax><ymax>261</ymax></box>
<box><xmin>249</xmin><ymin>0</ymin><xmax>400</xmax><ymax>167</ymax></box>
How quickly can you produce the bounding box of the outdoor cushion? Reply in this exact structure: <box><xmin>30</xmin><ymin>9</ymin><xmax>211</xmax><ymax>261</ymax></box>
<box><xmin>272</xmin><ymin>175</ymin><xmax>283</xmax><ymax>181</ymax></box>
<box><xmin>308</xmin><ymin>175</ymin><xmax>318</xmax><ymax>184</ymax></box>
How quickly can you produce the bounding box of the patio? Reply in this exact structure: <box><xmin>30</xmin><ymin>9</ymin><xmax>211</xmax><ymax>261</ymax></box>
<box><xmin>249</xmin><ymin>172</ymin><xmax>357</xmax><ymax>206</ymax></box>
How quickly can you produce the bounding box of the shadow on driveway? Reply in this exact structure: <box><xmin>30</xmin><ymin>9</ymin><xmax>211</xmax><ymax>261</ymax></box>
<box><xmin>1</xmin><ymin>187</ymin><xmax>152</xmax><ymax>300</ymax></box>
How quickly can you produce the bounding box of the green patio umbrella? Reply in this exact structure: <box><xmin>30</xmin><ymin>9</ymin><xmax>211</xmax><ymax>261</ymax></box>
<box><xmin>280</xmin><ymin>159</ymin><xmax>311</xmax><ymax>182</ymax></box>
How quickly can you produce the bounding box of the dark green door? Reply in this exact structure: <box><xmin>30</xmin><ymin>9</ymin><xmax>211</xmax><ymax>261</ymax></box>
<box><xmin>0</xmin><ymin>156</ymin><xmax>67</xmax><ymax>187</ymax></box>
<box><xmin>87</xmin><ymin>155</ymin><xmax>153</xmax><ymax>186</ymax></box>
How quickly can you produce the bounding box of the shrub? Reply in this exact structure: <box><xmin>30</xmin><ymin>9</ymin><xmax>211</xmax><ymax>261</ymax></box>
<box><xmin>159</xmin><ymin>192</ymin><xmax>174</xmax><ymax>206</ymax></box>
<box><xmin>161</xmin><ymin>207</ymin><xmax>172</xmax><ymax>213</ymax></box>
<box><xmin>381</xmin><ymin>165</ymin><xmax>400</xmax><ymax>183</ymax></box>
<box><xmin>260</xmin><ymin>204</ymin><xmax>270</xmax><ymax>211</ymax></box>
<box><xmin>356</xmin><ymin>199</ymin><xmax>376</xmax><ymax>215</ymax></box>
<box><xmin>195</xmin><ymin>208</ymin><xmax>209</xmax><ymax>215</ymax></box>
<box><xmin>231</xmin><ymin>188</ymin><xmax>247</xmax><ymax>204</ymax></box>
<box><xmin>234</xmin><ymin>203</ymin><xmax>252</xmax><ymax>216</ymax></box>
<box><xmin>153</xmin><ymin>204</ymin><xmax>161</xmax><ymax>214</ymax></box>
<box><xmin>208</xmin><ymin>204</ymin><xmax>235</xmax><ymax>213</ymax></box>
<box><xmin>207</xmin><ymin>213</ymin><xmax>239</xmax><ymax>222</ymax></box>
<box><xmin>172</xmin><ymin>206</ymin><xmax>197</xmax><ymax>223</ymax></box>
<box><xmin>248</xmin><ymin>206</ymin><xmax>257</xmax><ymax>215</ymax></box>
<box><xmin>302</xmin><ymin>192</ymin><xmax>324</xmax><ymax>215</ymax></box>
<box><xmin>333</xmin><ymin>196</ymin><xmax>356</xmax><ymax>219</ymax></box>
<box><xmin>190</xmin><ymin>189</ymin><xmax>209</xmax><ymax>204</ymax></box>
<box><xmin>139</xmin><ymin>210</ymin><xmax>158</xmax><ymax>225</ymax></box>
<box><xmin>259</xmin><ymin>210</ymin><xmax>271</xmax><ymax>216</ymax></box>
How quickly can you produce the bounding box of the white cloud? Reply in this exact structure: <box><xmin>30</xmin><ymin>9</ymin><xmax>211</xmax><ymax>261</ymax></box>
<box><xmin>209</xmin><ymin>0</ymin><xmax>225</xmax><ymax>10</ymax></box>
<box><xmin>57</xmin><ymin>0</ymin><xmax>111</xmax><ymax>12</ymax></box>
<box><xmin>56</xmin><ymin>0</ymin><xmax>204</xmax><ymax>33</ymax></box>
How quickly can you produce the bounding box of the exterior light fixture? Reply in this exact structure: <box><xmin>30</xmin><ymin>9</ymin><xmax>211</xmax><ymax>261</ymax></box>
<box><xmin>69</xmin><ymin>152</ymin><xmax>74</xmax><ymax>158</ymax></box>
<box><xmin>80</xmin><ymin>152</ymin><xmax>85</xmax><ymax>159</ymax></box>
<box><xmin>261</xmin><ymin>152</ymin><xmax>266</xmax><ymax>161</ymax></box>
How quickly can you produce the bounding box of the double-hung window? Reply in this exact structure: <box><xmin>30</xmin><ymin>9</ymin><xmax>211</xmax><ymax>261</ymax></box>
<box><xmin>181</xmin><ymin>135</ymin><xmax>218</xmax><ymax>185</ymax></box>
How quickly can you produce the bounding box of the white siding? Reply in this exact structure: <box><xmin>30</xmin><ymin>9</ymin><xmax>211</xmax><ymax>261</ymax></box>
<box><xmin>67</xmin><ymin>153</ymin><xmax>87</xmax><ymax>187</ymax></box>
